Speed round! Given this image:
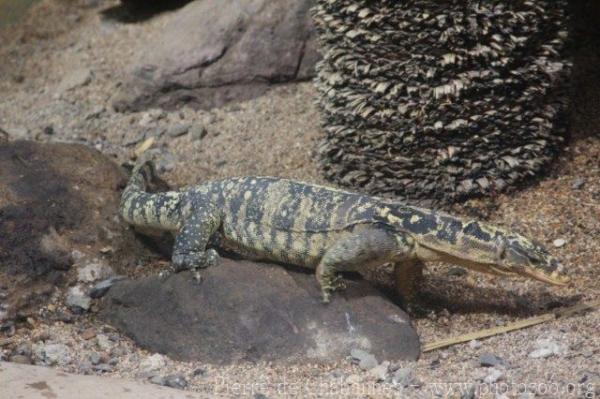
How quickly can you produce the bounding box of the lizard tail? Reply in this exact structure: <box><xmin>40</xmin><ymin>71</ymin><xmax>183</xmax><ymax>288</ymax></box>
<box><xmin>127</xmin><ymin>159</ymin><xmax>155</xmax><ymax>192</ymax></box>
<box><xmin>119</xmin><ymin>159</ymin><xmax>182</xmax><ymax>231</ymax></box>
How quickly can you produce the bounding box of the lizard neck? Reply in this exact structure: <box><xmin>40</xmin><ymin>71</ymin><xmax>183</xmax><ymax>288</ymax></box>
<box><xmin>383</xmin><ymin>204</ymin><xmax>504</xmax><ymax>266</ymax></box>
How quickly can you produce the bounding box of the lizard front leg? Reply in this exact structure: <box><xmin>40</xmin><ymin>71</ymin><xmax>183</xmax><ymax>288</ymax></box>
<box><xmin>316</xmin><ymin>228</ymin><xmax>413</xmax><ymax>303</ymax></box>
<box><xmin>172</xmin><ymin>204</ymin><xmax>221</xmax><ymax>273</ymax></box>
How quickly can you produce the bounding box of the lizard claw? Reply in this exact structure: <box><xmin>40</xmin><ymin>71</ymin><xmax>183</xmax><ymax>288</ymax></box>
<box><xmin>158</xmin><ymin>269</ymin><xmax>172</xmax><ymax>280</ymax></box>
<box><xmin>319</xmin><ymin>274</ymin><xmax>346</xmax><ymax>304</ymax></box>
<box><xmin>321</xmin><ymin>290</ymin><xmax>331</xmax><ymax>304</ymax></box>
<box><xmin>172</xmin><ymin>249</ymin><xmax>219</xmax><ymax>272</ymax></box>
<box><xmin>192</xmin><ymin>270</ymin><xmax>203</xmax><ymax>284</ymax></box>
<box><xmin>204</xmin><ymin>249</ymin><xmax>219</xmax><ymax>268</ymax></box>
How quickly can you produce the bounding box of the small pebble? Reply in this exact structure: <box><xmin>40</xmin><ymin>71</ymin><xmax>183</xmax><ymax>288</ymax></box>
<box><xmin>468</xmin><ymin>340</ymin><xmax>482</xmax><ymax>350</ymax></box>
<box><xmin>149</xmin><ymin>375</ymin><xmax>166</xmax><ymax>386</ymax></box>
<box><xmin>14</xmin><ymin>343</ymin><xmax>32</xmax><ymax>357</ymax></box>
<box><xmin>77</xmin><ymin>259</ymin><xmax>114</xmax><ymax>283</ymax></box>
<box><xmin>368</xmin><ymin>361</ymin><xmax>389</xmax><ymax>381</ymax></box>
<box><xmin>140</xmin><ymin>353</ymin><xmax>167</xmax><ymax>372</ymax></box>
<box><xmin>66</xmin><ymin>286</ymin><xmax>91</xmax><ymax>311</ymax></box>
<box><xmin>391</xmin><ymin>367</ymin><xmax>414</xmax><ymax>387</ymax></box>
<box><xmin>139</xmin><ymin>110</ymin><xmax>165</xmax><ymax>126</ymax></box>
<box><xmin>345</xmin><ymin>374</ymin><xmax>362</xmax><ymax>385</ymax></box>
<box><xmin>93</xmin><ymin>363</ymin><xmax>113</xmax><ymax>372</ymax></box>
<box><xmin>189</xmin><ymin>125</ymin><xmax>207</xmax><ymax>140</ymax></box>
<box><xmin>479</xmin><ymin>352</ymin><xmax>509</xmax><ymax>368</ymax></box>
<box><xmin>483</xmin><ymin>368</ymin><xmax>504</xmax><ymax>383</ymax></box>
<box><xmin>89</xmin><ymin>352</ymin><xmax>101</xmax><ymax>365</ymax></box>
<box><xmin>156</xmin><ymin>153</ymin><xmax>177</xmax><ymax>173</ymax></box>
<box><xmin>33</xmin><ymin>343</ymin><xmax>71</xmax><ymax>366</ymax></box>
<box><xmin>96</xmin><ymin>334</ymin><xmax>113</xmax><ymax>351</ymax></box>
<box><xmin>349</xmin><ymin>348</ymin><xmax>378</xmax><ymax>370</ymax></box>
<box><xmin>167</xmin><ymin>124</ymin><xmax>190</xmax><ymax>137</ymax></box>
<box><xmin>81</xmin><ymin>328</ymin><xmax>97</xmax><ymax>340</ymax></box>
<box><xmin>528</xmin><ymin>347</ymin><xmax>553</xmax><ymax>359</ymax></box>
<box><xmin>528</xmin><ymin>338</ymin><xmax>566</xmax><ymax>359</ymax></box>
<box><xmin>164</xmin><ymin>374</ymin><xmax>188</xmax><ymax>389</ymax></box>
<box><xmin>553</xmin><ymin>238</ymin><xmax>566</xmax><ymax>248</ymax></box>
<box><xmin>572</xmin><ymin>179</ymin><xmax>585</xmax><ymax>190</ymax></box>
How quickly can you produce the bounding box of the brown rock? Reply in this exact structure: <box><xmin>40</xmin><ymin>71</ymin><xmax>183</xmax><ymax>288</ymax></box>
<box><xmin>101</xmin><ymin>259</ymin><xmax>420</xmax><ymax>364</ymax></box>
<box><xmin>0</xmin><ymin>141</ymin><xmax>158</xmax><ymax>326</ymax></box>
<box><xmin>113</xmin><ymin>0</ymin><xmax>318</xmax><ymax>112</ymax></box>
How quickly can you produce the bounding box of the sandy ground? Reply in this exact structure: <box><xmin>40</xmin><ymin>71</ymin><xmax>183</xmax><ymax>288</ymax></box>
<box><xmin>1</xmin><ymin>1</ymin><xmax>599</xmax><ymax>398</ymax></box>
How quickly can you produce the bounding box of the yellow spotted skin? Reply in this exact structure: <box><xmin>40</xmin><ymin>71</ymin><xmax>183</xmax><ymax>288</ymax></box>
<box><xmin>119</xmin><ymin>161</ymin><xmax>569</xmax><ymax>304</ymax></box>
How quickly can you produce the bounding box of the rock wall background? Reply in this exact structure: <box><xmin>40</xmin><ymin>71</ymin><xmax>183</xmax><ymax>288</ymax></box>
<box><xmin>112</xmin><ymin>0</ymin><xmax>319</xmax><ymax>111</ymax></box>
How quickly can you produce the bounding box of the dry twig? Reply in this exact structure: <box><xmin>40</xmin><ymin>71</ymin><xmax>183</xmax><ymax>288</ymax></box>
<box><xmin>422</xmin><ymin>300</ymin><xmax>600</xmax><ymax>352</ymax></box>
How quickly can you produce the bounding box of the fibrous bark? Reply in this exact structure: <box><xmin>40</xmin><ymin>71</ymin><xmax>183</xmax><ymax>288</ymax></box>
<box><xmin>313</xmin><ymin>0</ymin><xmax>570</xmax><ymax>204</ymax></box>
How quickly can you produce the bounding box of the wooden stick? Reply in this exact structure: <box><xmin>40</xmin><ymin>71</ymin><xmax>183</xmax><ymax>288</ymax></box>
<box><xmin>422</xmin><ymin>299</ymin><xmax>600</xmax><ymax>352</ymax></box>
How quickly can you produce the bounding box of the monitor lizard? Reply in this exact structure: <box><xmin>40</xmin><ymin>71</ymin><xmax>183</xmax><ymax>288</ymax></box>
<box><xmin>119</xmin><ymin>160</ymin><xmax>569</xmax><ymax>304</ymax></box>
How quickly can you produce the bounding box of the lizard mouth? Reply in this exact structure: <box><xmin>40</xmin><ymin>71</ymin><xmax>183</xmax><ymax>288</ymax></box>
<box><xmin>522</xmin><ymin>268</ymin><xmax>570</xmax><ymax>285</ymax></box>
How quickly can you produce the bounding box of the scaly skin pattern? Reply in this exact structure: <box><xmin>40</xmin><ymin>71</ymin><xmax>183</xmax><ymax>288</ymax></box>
<box><xmin>120</xmin><ymin>161</ymin><xmax>570</xmax><ymax>303</ymax></box>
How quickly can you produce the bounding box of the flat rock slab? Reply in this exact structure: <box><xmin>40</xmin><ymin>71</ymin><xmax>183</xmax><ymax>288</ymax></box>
<box><xmin>101</xmin><ymin>259</ymin><xmax>420</xmax><ymax>364</ymax></box>
<box><xmin>112</xmin><ymin>0</ymin><xmax>318</xmax><ymax>111</ymax></box>
<box><xmin>0</xmin><ymin>362</ymin><xmax>213</xmax><ymax>399</ymax></box>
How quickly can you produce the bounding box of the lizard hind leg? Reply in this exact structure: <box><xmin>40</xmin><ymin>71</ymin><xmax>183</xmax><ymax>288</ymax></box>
<box><xmin>316</xmin><ymin>228</ymin><xmax>406</xmax><ymax>303</ymax></box>
<box><xmin>394</xmin><ymin>260</ymin><xmax>425</xmax><ymax>314</ymax></box>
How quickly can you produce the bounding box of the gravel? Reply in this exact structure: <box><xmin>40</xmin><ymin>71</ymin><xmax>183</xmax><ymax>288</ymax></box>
<box><xmin>367</xmin><ymin>361</ymin><xmax>389</xmax><ymax>381</ymax></box>
<box><xmin>349</xmin><ymin>349</ymin><xmax>378</xmax><ymax>370</ymax></box>
<box><xmin>483</xmin><ymin>368</ymin><xmax>504</xmax><ymax>384</ymax></box>
<box><xmin>0</xmin><ymin>1</ymin><xmax>599</xmax><ymax>398</ymax></box>
<box><xmin>479</xmin><ymin>352</ymin><xmax>509</xmax><ymax>368</ymax></box>
<box><xmin>33</xmin><ymin>343</ymin><xmax>71</xmax><ymax>366</ymax></box>
<box><xmin>188</xmin><ymin>125</ymin><xmax>207</xmax><ymax>141</ymax></box>
<box><xmin>77</xmin><ymin>259</ymin><xmax>114</xmax><ymax>283</ymax></box>
<box><xmin>167</xmin><ymin>124</ymin><xmax>190</xmax><ymax>138</ymax></box>
<box><xmin>164</xmin><ymin>374</ymin><xmax>188</xmax><ymax>389</ymax></box>
<box><xmin>391</xmin><ymin>367</ymin><xmax>414</xmax><ymax>387</ymax></box>
<box><xmin>140</xmin><ymin>354</ymin><xmax>167</xmax><ymax>373</ymax></box>
<box><xmin>528</xmin><ymin>338</ymin><xmax>568</xmax><ymax>359</ymax></box>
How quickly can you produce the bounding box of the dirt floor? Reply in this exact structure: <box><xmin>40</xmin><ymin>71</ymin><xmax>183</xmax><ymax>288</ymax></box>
<box><xmin>0</xmin><ymin>1</ymin><xmax>599</xmax><ymax>398</ymax></box>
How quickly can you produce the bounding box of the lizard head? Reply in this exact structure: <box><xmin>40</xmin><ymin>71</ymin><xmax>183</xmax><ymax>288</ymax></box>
<box><xmin>491</xmin><ymin>232</ymin><xmax>570</xmax><ymax>285</ymax></box>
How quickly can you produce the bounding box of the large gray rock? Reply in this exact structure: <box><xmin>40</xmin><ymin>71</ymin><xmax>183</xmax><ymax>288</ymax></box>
<box><xmin>113</xmin><ymin>0</ymin><xmax>318</xmax><ymax>111</ymax></box>
<box><xmin>101</xmin><ymin>259</ymin><xmax>420</xmax><ymax>364</ymax></box>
